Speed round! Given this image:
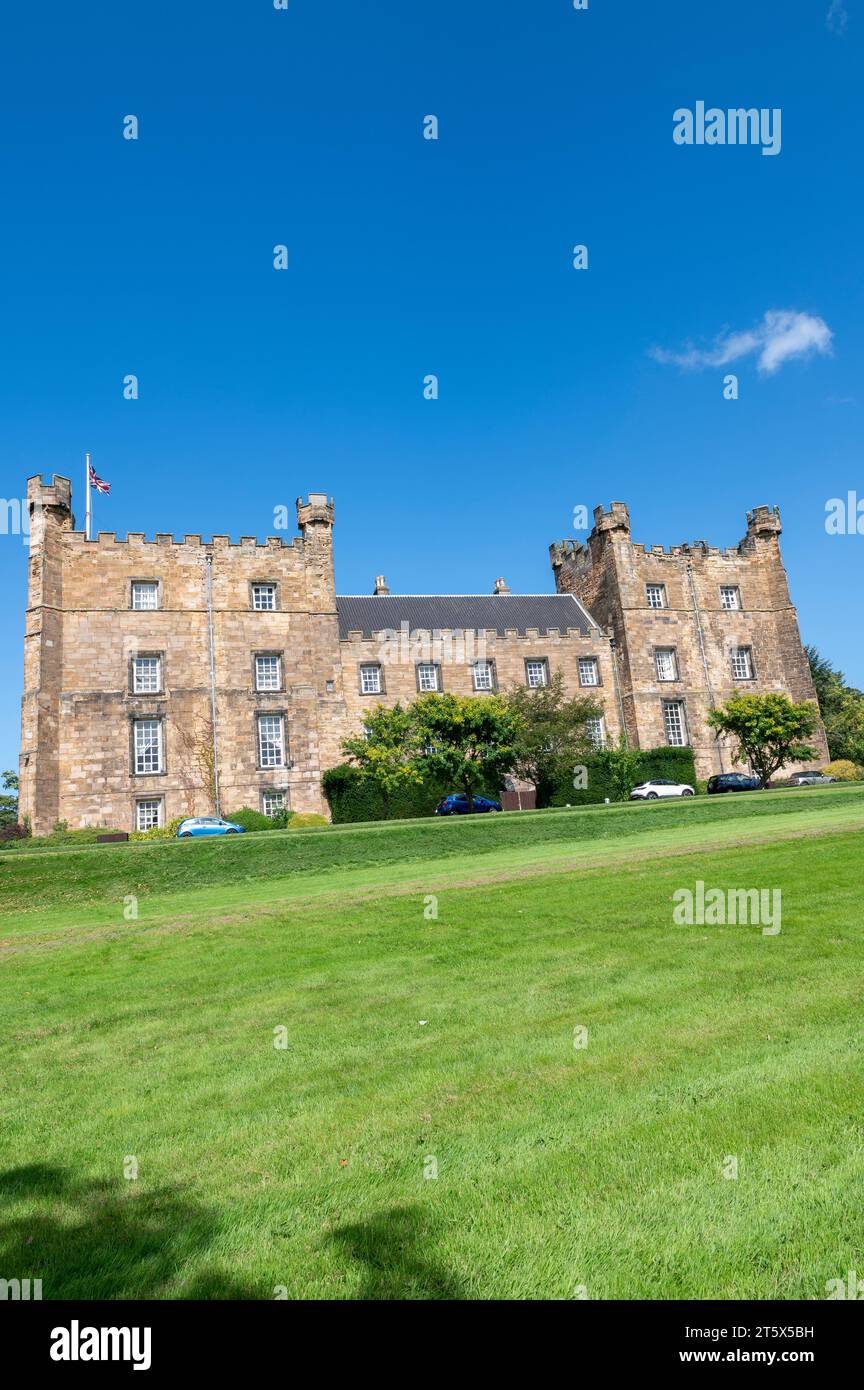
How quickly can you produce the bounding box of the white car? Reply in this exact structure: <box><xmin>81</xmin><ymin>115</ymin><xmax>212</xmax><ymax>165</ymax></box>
<box><xmin>629</xmin><ymin>779</ymin><xmax>695</xmax><ymax>800</ymax></box>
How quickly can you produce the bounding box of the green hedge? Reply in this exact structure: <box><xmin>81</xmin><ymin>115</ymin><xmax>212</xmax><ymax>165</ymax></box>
<box><xmin>547</xmin><ymin>747</ymin><xmax>698</xmax><ymax>806</ymax></box>
<box><xmin>323</xmin><ymin>765</ymin><xmax>477</xmax><ymax>823</ymax></box>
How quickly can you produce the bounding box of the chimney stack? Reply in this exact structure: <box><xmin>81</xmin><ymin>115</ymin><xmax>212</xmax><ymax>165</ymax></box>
<box><xmin>374</xmin><ymin>574</ymin><xmax>390</xmax><ymax>595</ymax></box>
<box><xmin>492</xmin><ymin>577</ymin><xmax>511</xmax><ymax>594</ymax></box>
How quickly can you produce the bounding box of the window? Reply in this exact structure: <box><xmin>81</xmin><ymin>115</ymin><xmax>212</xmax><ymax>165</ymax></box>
<box><xmin>133</xmin><ymin>719</ymin><xmax>163</xmax><ymax>774</ymax></box>
<box><xmin>663</xmin><ymin>700</ymin><xmax>687</xmax><ymax>747</ymax></box>
<box><xmin>473</xmin><ymin>660</ymin><xmax>495</xmax><ymax>691</ymax></box>
<box><xmin>255</xmin><ymin>654</ymin><xmax>282</xmax><ymax>691</ymax></box>
<box><xmin>135</xmin><ymin>798</ymin><xmax>162</xmax><ymax>831</ymax></box>
<box><xmin>131</xmin><ymin>582</ymin><xmax>158</xmax><ymax>611</ymax></box>
<box><xmin>132</xmin><ymin>656</ymin><xmax>161</xmax><ymax>694</ymax></box>
<box><xmin>417</xmin><ymin>662</ymin><xmax>439</xmax><ymax>692</ymax></box>
<box><xmin>731</xmin><ymin>646</ymin><xmax>754</xmax><ymax>679</ymax></box>
<box><xmin>586</xmin><ymin>716</ymin><xmax>605</xmax><ymax>749</ymax></box>
<box><xmin>646</xmin><ymin>584</ymin><xmax>666</xmax><ymax>609</ymax></box>
<box><xmin>262</xmin><ymin>790</ymin><xmax>285</xmax><ymax>818</ymax></box>
<box><xmin>578</xmin><ymin>657</ymin><xmax>599</xmax><ymax>687</ymax></box>
<box><xmin>257</xmin><ymin>714</ymin><xmax>285</xmax><ymax>768</ymax></box>
<box><xmin>720</xmin><ymin>586</ymin><xmax>741</xmax><ymax>611</ymax></box>
<box><xmin>655</xmin><ymin>648</ymin><xmax>677</xmax><ymax>682</ymax></box>
<box><xmin>360</xmin><ymin>663</ymin><xmax>382</xmax><ymax>695</ymax></box>
<box><xmin>251</xmin><ymin>583</ymin><xmax>276</xmax><ymax>611</ymax></box>
<box><xmin>525</xmin><ymin>659</ymin><xmax>548</xmax><ymax>689</ymax></box>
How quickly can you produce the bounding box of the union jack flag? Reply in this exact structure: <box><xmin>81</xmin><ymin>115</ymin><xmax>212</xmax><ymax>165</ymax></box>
<box><xmin>88</xmin><ymin>462</ymin><xmax>110</xmax><ymax>495</ymax></box>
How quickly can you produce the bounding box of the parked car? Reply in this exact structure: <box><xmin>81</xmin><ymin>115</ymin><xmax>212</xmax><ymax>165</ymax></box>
<box><xmin>706</xmin><ymin>773</ymin><xmax>761</xmax><ymax>794</ymax></box>
<box><xmin>787</xmin><ymin>771</ymin><xmax>835</xmax><ymax>787</ymax></box>
<box><xmin>176</xmin><ymin>817</ymin><xmax>246</xmax><ymax>838</ymax></box>
<box><xmin>629</xmin><ymin>779</ymin><xmax>695</xmax><ymax>800</ymax></box>
<box><xmin>434</xmin><ymin>794</ymin><xmax>502</xmax><ymax>816</ymax></box>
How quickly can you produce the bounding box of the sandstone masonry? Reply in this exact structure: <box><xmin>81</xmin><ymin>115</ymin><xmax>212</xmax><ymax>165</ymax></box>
<box><xmin>19</xmin><ymin>477</ymin><xmax>825</xmax><ymax>834</ymax></box>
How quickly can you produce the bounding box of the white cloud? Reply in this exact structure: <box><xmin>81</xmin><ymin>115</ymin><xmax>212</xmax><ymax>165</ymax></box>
<box><xmin>827</xmin><ymin>0</ymin><xmax>848</xmax><ymax>36</ymax></box>
<box><xmin>649</xmin><ymin>310</ymin><xmax>833</xmax><ymax>376</ymax></box>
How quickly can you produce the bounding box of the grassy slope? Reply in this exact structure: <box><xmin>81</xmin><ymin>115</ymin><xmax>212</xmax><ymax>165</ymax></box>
<box><xmin>1</xmin><ymin>787</ymin><xmax>863</xmax><ymax>1299</ymax></box>
<box><xmin>3</xmin><ymin>783</ymin><xmax>864</xmax><ymax>915</ymax></box>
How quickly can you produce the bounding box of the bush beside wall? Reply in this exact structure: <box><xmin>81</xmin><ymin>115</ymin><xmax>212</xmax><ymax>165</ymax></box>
<box><xmin>547</xmin><ymin>747</ymin><xmax>698</xmax><ymax>807</ymax></box>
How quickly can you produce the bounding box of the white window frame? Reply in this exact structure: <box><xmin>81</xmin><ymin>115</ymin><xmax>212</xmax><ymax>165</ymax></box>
<box><xmin>578</xmin><ymin>657</ymin><xmax>599</xmax><ymax>688</ymax></box>
<box><xmin>132</xmin><ymin>655</ymin><xmax>161</xmax><ymax>694</ymax></box>
<box><xmin>416</xmin><ymin>662</ymin><xmax>439</xmax><ymax>692</ymax></box>
<box><xmin>255</xmin><ymin>654</ymin><xmax>282</xmax><ymax>691</ymax></box>
<box><xmin>262</xmin><ymin>789</ymin><xmax>286</xmax><ymax>818</ymax></box>
<box><xmin>731</xmin><ymin>646</ymin><xmax>754</xmax><ymax>680</ymax></box>
<box><xmin>131</xmin><ymin>581</ymin><xmax>158</xmax><ymax>611</ymax></box>
<box><xmin>662</xmin><ymin>700</ymin><xmax>687</xmax><ymax>747</ymax></box>
<box><xmin>586</xmin><ymin>716</ymin><xmax>605</xmax><ymax>749</ymax></box>
<box><xmin>473</xmin><ymin>660</ymin><xmax>495</xmax><ymax>692</ymax></box>
<box><xmin>257</xmin><ymin>714</ymin><xmax>285</xmax><ymax>768</ymax></box>
<box><xmin>646</xmin><ymin>584</ymin><xmax>666</xmax><ymax>610</ymax></box>
<box><xmin>525</xmin><ymin>659</ymin><xmax>548</xmax><ymax>689</ymax></box>
<box><xmin>360</xmin><ymin>663</ymin><xmax>382</xmax><ymax>695</ymax></box>
<box><xmin>720</xmin><ymin>586</ymin><xmax>741</xmax><ymax>611</ymax></box>
<box><xmin>133</xmin><ymin>718</ymin><xmax>163</xmax><ymax>775</ymax></box>
<box><xmin>251</xmin><ymin>583</ymin><xmax>277</xmax><ymax>612</ymax></box>
<box><xmin>135</xmin><ymin>798</ymin><xmax>162</xmax><ymax>831</ymax></box>
<box><xmin>655</xmin><ymin>648</ymin><xmax>677</xmax><ymax>682</ymax></box>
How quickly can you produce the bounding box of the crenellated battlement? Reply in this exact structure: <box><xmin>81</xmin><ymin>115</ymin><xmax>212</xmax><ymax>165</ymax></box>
<box><xmin>62</xmin><ymin>530</ymin><xmax>301</xmax><ymax>550</ymax></box>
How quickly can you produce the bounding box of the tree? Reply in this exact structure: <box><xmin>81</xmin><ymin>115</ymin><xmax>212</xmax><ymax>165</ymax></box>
<box><xmin>411</xmin><ymin>692</ymin><xmax>523</xmax><ymax>811</ymax></box>
<box><xmin>805</xmin><ymin>645</ymin><xmax>864</xmax><ymax>766</ymax></box>
<box><xmin>707</xmin><ymin>693</ymin><xmax>819</xmax><ymax>788</ymax></box>
<box><xmin>341</xmin><ymin>702</ymin><xmax>424</xmax><ymax>816</ymax></box>
<box><xmin>591</xmin><ymin>733</ymin><xmax>644</xmax><ymax>802</ymax></box>
<box><xmin>505</xmin><ymin>670</ymin><xmax>602</xmax><ymax>806</ymax></box>
<box><xmin>0</xmin><ymin>771</ymin><xmax>19</xmax><ymax>828</ymax></box>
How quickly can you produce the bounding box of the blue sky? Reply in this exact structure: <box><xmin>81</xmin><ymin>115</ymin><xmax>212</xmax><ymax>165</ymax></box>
<box><xmin>1</xmin><ymin>0</ymin><xmax>861</xmax><ymax>773</ymax></box>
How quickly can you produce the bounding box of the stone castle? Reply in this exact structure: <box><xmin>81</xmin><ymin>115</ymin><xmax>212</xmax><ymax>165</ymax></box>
<box><xmin>19</xmin><ymin>474</ymin><xmax>827</xmax><ymax>835</ymax></box>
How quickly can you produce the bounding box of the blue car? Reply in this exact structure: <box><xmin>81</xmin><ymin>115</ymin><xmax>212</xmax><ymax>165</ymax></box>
<box><xmin>176</xmin><ymin>816</ymin><xmax>246</xmax><ymax>838</ymax></box>
<box><xmin>434</xmin><ymin>794</ymin><xmax>502</xmax><ymax>816</ymax></box>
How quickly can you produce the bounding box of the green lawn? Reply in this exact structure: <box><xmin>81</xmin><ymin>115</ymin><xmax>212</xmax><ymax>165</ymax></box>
<box><xmin>2</xmin><ymin>787</ymin><xmax>863</xmax><ymax>1299</ymax></box>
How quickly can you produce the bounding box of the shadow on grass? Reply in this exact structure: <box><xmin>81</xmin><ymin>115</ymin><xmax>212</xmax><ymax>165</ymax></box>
<box><xmin>0</xmin><ymin>1163</ymin><xmax>260</xmax><ymax>1300</ymax></box>
<box><xmin>329</xmin><ymin>1203</ymin><xmax>465</xmax><ymax>1300</ymax></box>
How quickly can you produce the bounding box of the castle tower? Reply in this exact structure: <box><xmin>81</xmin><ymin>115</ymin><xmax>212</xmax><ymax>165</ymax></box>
<box><xmin>551</xmin><ymin>502</ymin><xmax>828</xmax><ymax>779</ymax></box>
<box><xmin>20</xmin><ymin>475</ymin><xmax>74</xmax><ymax>831</ymax></box>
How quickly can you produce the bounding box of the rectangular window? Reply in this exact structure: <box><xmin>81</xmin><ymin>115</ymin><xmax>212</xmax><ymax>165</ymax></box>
<box><xmin>132</xmin><ymin>655</ymin><xmax>161</xmax><ymax>694</ymax></box>
<box><xmin>360</xmin><ymin>664</ymin><xmax>382</xmax><ymax>695</ymax></box>
<box><xmin>655</xmin><ymin>648</ymin><xmax>677</xmax><ymax>682</ymax></box>
<box><xmin>417</xmin><ymin>662</ymin><xmax>439</xmax><ymax>692</ymax></box>
<box><xmin>255</xmin><ymin>654</ymin><xmax>282</xmax><ymax>691</ymax></box>
<box><xmin>133</xmin><ymin>719</ymin><xmax>163</xmax><ymax>774</ymax></box>
<box><xmin>251</xmin><ymin>584</ymin><xmax>277</xmax><ymax>611</ymax></box>
<box><xmin>131</xmin><ymin>582</ymin><xmax>158</xmax><ymax>611</ymax></box>
<box><xmin>646</xmin><ymin>584</ymin><xmax>666</xmax><ymax>609</ymax></box>
<box><xmin>586</xmin><ymin>716</ymin><xmax>605</xmax><ymax>749</ymax></box>
<box><xmin>262</xmin><ymin>790</ymin><xmax>285</xmax><ymax>818</ymax></box>
<box><xmin>663</xmin><ymin>700</ymin><xmax>687</xmax><ymax>747</ymax></box>
<box><xmin>135</xmin><ymin>798</ymin><xmax>162</xmax><ymax>831</ymax></box>
<box><xmin>731</xmin><ymin>646</ymin><xmax>754</xmax><ymax>679</ymax></box>
<box><xmin>720</xmin><ymin>586</ymin><xmax>741</xmax><ymax>611</ymax></box>
<box><xmin>578</xmin><ymin>657</ymin><xmax>599</xmax><ymax>687</ymax></box>
<box><xmin>525</xmin><ymin>659</ymin><xmax>548</xmax><ymax>689</ymax></box>
<box><xmin>473</xmin><ymin>660</ymin><xmax>494</xmax><ymax>691</ymax></box>
<box><xmin>257</xmin><ymin>714</ymin><xmax>285</xmax><ymax>768</ymax></box>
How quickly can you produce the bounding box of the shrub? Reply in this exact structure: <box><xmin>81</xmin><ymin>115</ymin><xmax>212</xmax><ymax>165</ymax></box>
<box><xmin>129</xmin><ymin>817</ymin><xmax>184</xmax><ymax>842</ymax></box>
<box><xmin>323</xmin><ymin>764</ymin><xmax>452</xmax><ymax>824</ymax></box>
<box><xmin>0</xmin><ymin>823</ymin><xmax>28</xmax><ymax>842</ymax></box>
<box><xmin>287</xmin><ymin>812</ymin><xmax>329</xmax><ymax>830</ymax></box>
<box><xmin>822</xmin><ymin>759</ymin><xmax>863</xmax><ymax>782</ymax></box>
<box><xmin>269</xmin><ymin>808</ymin><xmax>296</xmax><ymax>829</ymax></box>
<box><xmin>222</xmin><ymin>807</ymin><xmax>274</xmax><ymax>833</ymax></box>
<box><xmin>547</xmin><ymin>747</ymin><xmax>698</xmax><ymax>806</ymax></box>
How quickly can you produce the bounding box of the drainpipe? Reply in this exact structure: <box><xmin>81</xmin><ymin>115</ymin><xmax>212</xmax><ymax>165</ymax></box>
<box><xmin>686</xmin><ymin>561</ymin><xmax>724</xmax><ymax>773</ymax></box>
<box><xmin>205</xmin><ymin>551</ymin><xmax>222</xmax><ymax>815</ymax></box>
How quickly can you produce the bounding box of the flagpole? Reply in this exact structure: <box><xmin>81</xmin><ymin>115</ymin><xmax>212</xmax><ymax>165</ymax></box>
<box><xmin>85</xmin><ymin>452</ymin><xmax>91</xmax><ymax>540</ymax></box>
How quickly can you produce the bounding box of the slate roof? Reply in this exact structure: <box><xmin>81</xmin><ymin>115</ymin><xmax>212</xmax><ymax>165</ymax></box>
<box><xmin>335</xmin><ymin>593</ymin><xmax>599</xmax><ymax>638</ymax></box>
